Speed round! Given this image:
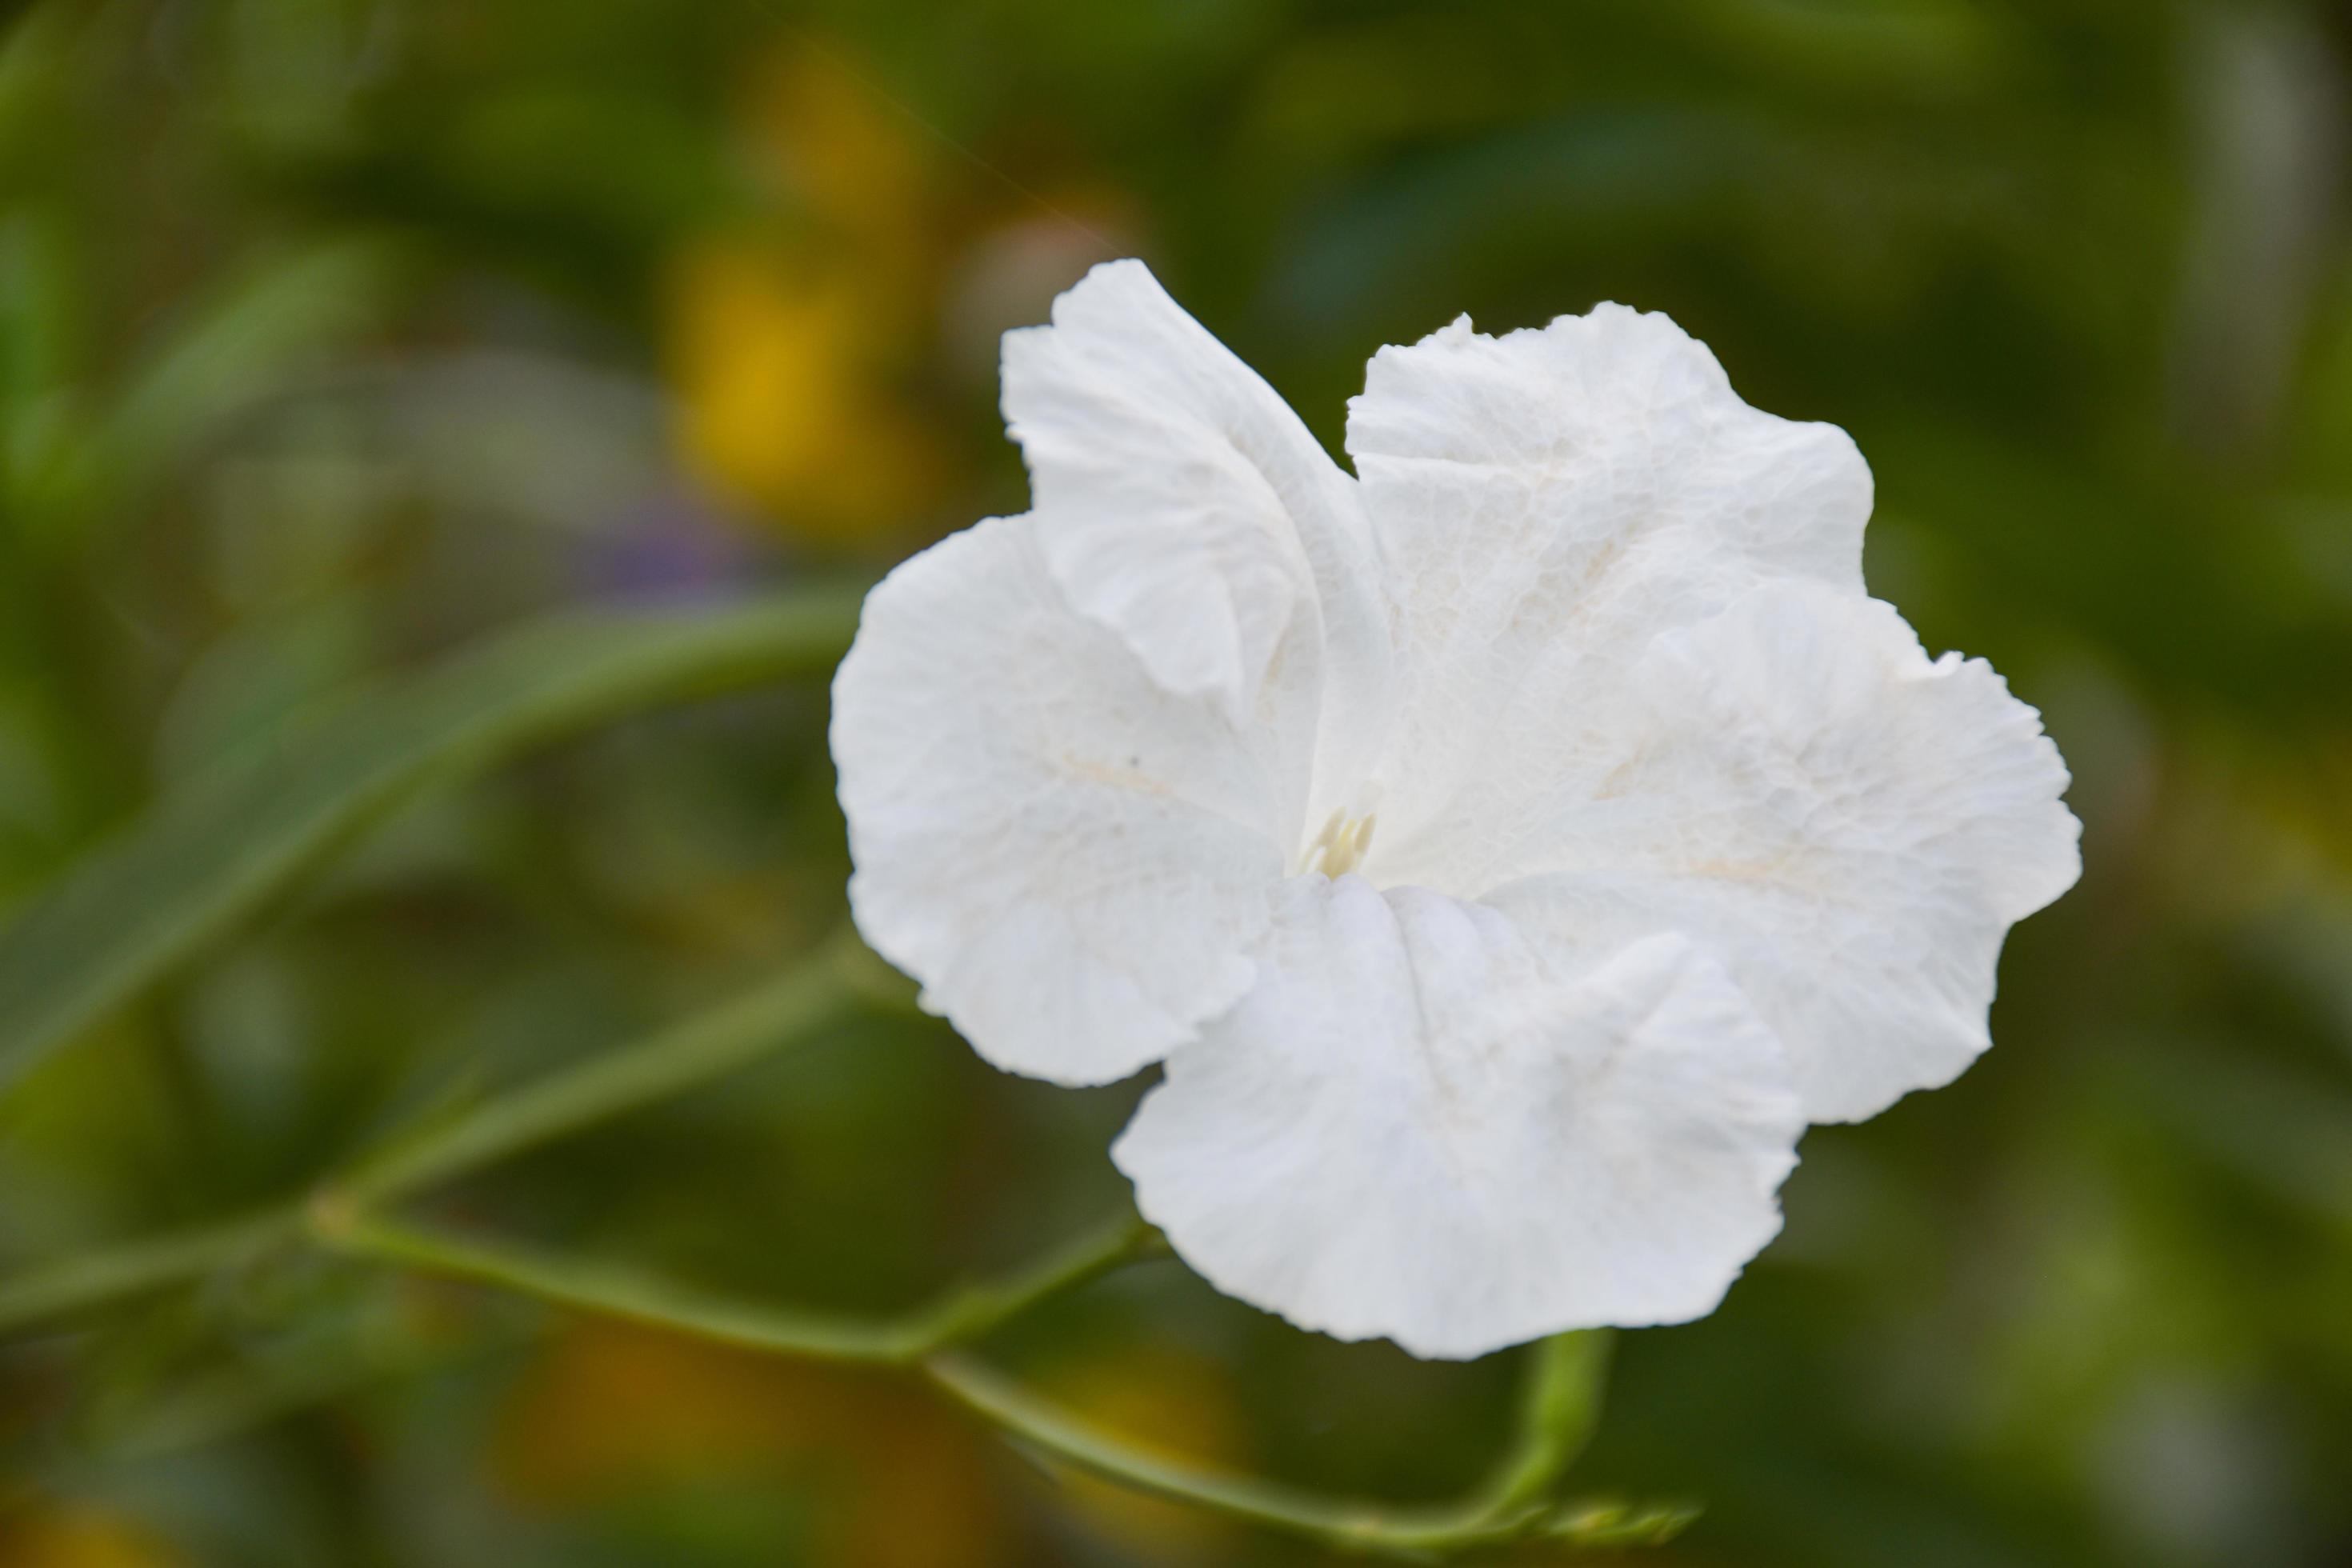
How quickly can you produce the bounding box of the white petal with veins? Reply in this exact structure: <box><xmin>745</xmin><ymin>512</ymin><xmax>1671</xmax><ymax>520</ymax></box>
<box><xmin>833</xmin><ymin>264</ymin><xmax>2082</xmax><ymax>1356</ymax></box>
<box><xmin>1114</xmin><ymin>878</ymin><xmax>1805</xmax><ymax>1359</ymax></box>
<box><xmin>1003</xmin><ymin>260</ymin><xmax>1394</xmax><ymax>805</ymax></box>
<box><xmin>1344</xmin><ymin>306</ymin><xmax>1872</xmax><ymax>867</ymax></box>
<box><xmin>830</xmin><ymin>514</ymin><xmax>1292</xmax><ymax>1086</ymax></box>
<box><xmin>1480</xmin><ymin>583</ymin><xmax>2082</xmax><ymax>1122</ymax></box>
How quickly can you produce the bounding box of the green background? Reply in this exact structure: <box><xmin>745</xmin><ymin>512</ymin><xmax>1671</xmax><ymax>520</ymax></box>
<box><xmin>1</xmin><ymin>0</ymin><xmax>2349</xmax><ymax>1563</ymax></box>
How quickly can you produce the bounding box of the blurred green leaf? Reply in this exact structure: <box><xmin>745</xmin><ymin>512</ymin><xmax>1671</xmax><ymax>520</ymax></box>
<box><xmin>0</xmin><ymin>580</ymin><xmax>866</xmax><ymax>1094</ymax></box>
<box><xmin>0</xmin><ymin>2</ymin><xmax>76</xmax><ymax>165</ymax></box>
<box><xmin>26</xmin><ymin>238</ymin><xmax>412</xmax><ymax>542</ymax></box>
<box><xmin>0</xmin><ymin>202</ymin><xmax>86</xmax><ymax>530</ymax></box>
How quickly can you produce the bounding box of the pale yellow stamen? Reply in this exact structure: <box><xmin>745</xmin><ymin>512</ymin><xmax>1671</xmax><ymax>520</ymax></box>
<box><xmin>1299</xmin><ymin>808</ymin><xmax>1378</xmax><ymax>878</ymax></box>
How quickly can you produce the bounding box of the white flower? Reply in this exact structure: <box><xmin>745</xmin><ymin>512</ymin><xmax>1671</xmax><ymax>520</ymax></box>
<box><xmin>830</xmin><ymin>261</ymin><xmax>2081</xmax><ymax>1359</ymax></box>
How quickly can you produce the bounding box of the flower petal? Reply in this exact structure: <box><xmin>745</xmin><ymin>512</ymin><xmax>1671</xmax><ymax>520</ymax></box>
<box><xmin>1482</xmin><ymin>583</ymin><xmax>2082</xmax><ymax>1122</ymax></box>
<box><xmin>830</xmin><ymin>514</ymin><xmax>1293</xmax><ymax>1086</ymax></box>
<box><xmin>1113</xmin><ymin>877</ymin><xmax>1805</xmax><ymax>1359</ymax></box>
<box><xmin>1342</xmin><ymin>306</ymin><xmax>1870</xmax><ymax>860</ymax></box>
<box><xmin>1002</xmin><ymin>261</ymin><xmax>1393</xmax><ymax>790</ymax></box>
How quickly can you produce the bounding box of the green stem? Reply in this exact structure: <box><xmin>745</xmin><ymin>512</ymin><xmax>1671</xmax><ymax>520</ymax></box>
<box><xmin>889</xmin><ymin>1210</ymin><xmax>1166</xmax><ymax>1358</ymax></box>
<box><xmin>1470</xmin><ymin>1330</ymin><xmax>1614</xmax><ymax>1519</ymax></box>
<box><xmin>322</xmin><ymin>1212</ymin><xmax>1690</xmax><ymax>1561</ymax></box>
<box><xmin>323</xmin><ymin>932</ymin><xmax>887</xmax><ymax>1211</ymax></box>
<box><xmin>314</xmin><ymin>1209</ymin><xmax>1158</xmax><ymax>1366</ymax></box>
<box><xmin>928</xmin><ymin>1355</ymin><xmax>1686</xmax><ymax>1559</ymax></box>
<box><xmin>0</xmin><ymin>1208</ymin><xmax>298</xmax><ymax>1334</ymax></box>
<box><xmin>318</xmin><ymin>1213</ymin><xmax>921</xmax><ymax>1361</ymax></box>
<box><xmin>0</xmin><ymin>932</ymin><xmax>1689</xmax><ymax>1560</ymax></box>
<box><xmin>0</xmin><ymin>934</ymin><xmax>890</xmax><ymax>1335</ymax></box>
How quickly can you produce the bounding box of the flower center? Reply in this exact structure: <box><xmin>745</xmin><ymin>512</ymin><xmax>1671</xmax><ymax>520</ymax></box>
<box><xmin>1299</xmin><ymin>807</ymin><xmax>1378</xmax><ymax>879</ymax></box>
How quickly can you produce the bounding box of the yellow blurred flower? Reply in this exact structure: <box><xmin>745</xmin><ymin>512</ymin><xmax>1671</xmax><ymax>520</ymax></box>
<box><xmin>665</xmin><ymin>42</ymin><xmax>950</xmax><ymax>545</ymax></box>
<box><xmin>0</xmin><ymin>1507</ymin><xmax>182</xmax><ymax>1568</ymax></box>
<box><xmin>493</xmin><ymin>1318</ymin><xmax>1005</xmax><ymax>1568</ymax></box>
<box><xmin>667</xmin><ymin>242</ymin><xmax>945</xmax><ymax>542</ymax></box>
<box><xmin>1040</xmin><ymin>1345</ymin><xmax>1247</xmax><ymax>1560</ymax></box>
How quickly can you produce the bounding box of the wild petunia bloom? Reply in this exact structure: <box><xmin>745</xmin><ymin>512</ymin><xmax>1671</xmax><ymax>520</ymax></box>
<box><xmin>830</xmin><ymin>262</ymin><xmax>2080</xmax><ymax>1359</ymax></box>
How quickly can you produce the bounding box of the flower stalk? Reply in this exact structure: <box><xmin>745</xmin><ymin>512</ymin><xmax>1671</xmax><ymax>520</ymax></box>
<box><xmin>317</xmin><ymin>1210</ymin><xmax>1688</xmax><ymax>1559</ymax></box>
<box><xmin>1471</xmin><ymin>1329</ymin><xmax>1616</xmax><ymax>1519</ymax></box>
<box><xmin>0</xmin><ymin>928</ymin><xmax>1687</xmax><ymax>1558</ymax></box>
<box><xmin>0</xmin><ymin>932</ymin><xmax>883</xmax><ymax>1336</ymax></box>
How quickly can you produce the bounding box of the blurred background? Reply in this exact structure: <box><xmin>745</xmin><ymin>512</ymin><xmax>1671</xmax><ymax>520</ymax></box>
<box><xmin>0</xmin><ymin>0</ymin><xmax>2350</xmax><ymax>1563</ymax></box>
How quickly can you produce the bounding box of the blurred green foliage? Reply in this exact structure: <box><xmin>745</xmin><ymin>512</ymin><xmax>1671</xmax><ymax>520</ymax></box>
<box><xmin>0</xmin><ymin>0</ymin><xmax>2349</xmax><ymax>1564</ymax></box>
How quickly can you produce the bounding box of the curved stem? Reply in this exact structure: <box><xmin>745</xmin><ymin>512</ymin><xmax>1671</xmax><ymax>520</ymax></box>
<box><xmin>312</xmin><ymin>1209</ymin><xmax>1158</xmax><ymax>1366</ymax></box>
<box><xmin>323</xmin><ymin>931</ymin><xmax>889</xmax><ymax>1211</ymax></box>
<box><xmin>0</xmin><ymin>933</ymin><xmax>890</xmax><ymax>1335</ymax></box>
<box><xmin>1470</xmin><ymin>1330</ymin><xmax>1614</xmax><ymax>1519</ymax></box>
<box><xmin>927</xmin><ymin>1354</ymin><xmax>1687</xmax><ymax>1559</ymax></box>
<box><xmin>0</xmin><ymin>1208</ymin><xmax>298</xmax><ymax>1335</ymax></box>
<box><xmin>321</xmin><ymin>1212</ymin><xmax>1692</xmax><ymax>1560</ymax></box>
<box><xmin>0</xmin><ymin>930</ymin><xmax>1690</xmax><ymax>1560</ymax></box>
<box><xmin>889</xmin><ymin>1211</ymin><xmax>1166</xmax><ymax>1358</ymax></box>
